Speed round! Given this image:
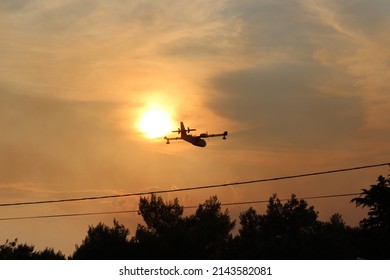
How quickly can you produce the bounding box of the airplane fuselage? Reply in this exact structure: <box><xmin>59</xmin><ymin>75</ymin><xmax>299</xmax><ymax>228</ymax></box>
<box><xmin>179</xmin><ymin>122</ymin><xmax>206</xmax><ymax>147</ymax></box>
<box><xmin>183</xmin><ymin>135</ymin><xmax>207</xmax><ymax>147</ymax></box>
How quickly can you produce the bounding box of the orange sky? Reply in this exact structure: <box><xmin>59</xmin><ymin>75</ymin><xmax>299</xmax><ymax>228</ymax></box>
<box><xmin>1</xmin><ymin>0</ymin><xmax>390</xmax><ymax>256</ymax></box>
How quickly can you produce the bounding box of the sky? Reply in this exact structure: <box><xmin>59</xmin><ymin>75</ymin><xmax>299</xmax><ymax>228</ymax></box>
<box><xmin>1</xmin><ymin>0</ymin><xmax>390</xmax><ymax>256</ymax></box>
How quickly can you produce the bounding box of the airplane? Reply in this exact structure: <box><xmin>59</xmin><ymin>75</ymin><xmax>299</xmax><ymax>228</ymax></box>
<box><xmin>164</xmin><ymin>122</ymin><xmax>228</xmax><ymax>147</ymax></box>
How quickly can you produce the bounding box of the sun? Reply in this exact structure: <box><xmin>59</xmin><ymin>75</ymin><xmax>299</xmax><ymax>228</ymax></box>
<box><xmin>138</xmin><ymin>109</ymin><xmax>173</xmax><ymax>138</ymax></box>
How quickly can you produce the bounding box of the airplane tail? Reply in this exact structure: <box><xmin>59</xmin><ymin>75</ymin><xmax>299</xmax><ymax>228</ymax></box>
<box><xmin>171</xmin><ymin>122</ymin><xmax>196</xmax><ymax>137</ymax></box>
<box><xmin>180</xmin><ymin>122</ymin><xmax>186</xmax><ymax>138</ymax></box>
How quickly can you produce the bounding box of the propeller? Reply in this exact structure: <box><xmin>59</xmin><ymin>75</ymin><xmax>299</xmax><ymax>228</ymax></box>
<box><xmin>172</xmin><ymin>127</ymin><xmax>196</xmax><ymax>134</ymax></box>
<box><xmin>186</xmin><ymin>127</ymin><xmax>196</xmax><ymax>133</ymax></box>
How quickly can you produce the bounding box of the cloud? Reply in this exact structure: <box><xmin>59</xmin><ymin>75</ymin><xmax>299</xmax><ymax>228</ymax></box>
<box><xmin>0</xmin><ymin>0</ymin><xmax>30</xmax><ymax>12</ymax></box>
<box><xmin>0</xmin><ymin>91</ymin><xmax>130</xmax><ymax>186</ymax></box>
<box><xmin>198</xmin><ymin>0</ymin><xmax>390</xmax><ymax>153</ymax></box>
<box><xmin>208</xmin><ymin>63</ymin><xmax>364</xmax><ymax>149</ymax></box>
<box><xmin>302</xmin><ymin>0</ymin><xmax>390</xmax><ymax>132</ymax></box>
<box><xmin>303</xmin><ymin>0</ymin><xmax>390</xmax><ymax>39</ymax></box>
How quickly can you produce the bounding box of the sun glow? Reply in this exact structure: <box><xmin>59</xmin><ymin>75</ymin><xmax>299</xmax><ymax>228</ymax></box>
<box><xmin>138</xmin><ymin>109</ymin><xmax>173</xmax><ymax>138</ymax></box>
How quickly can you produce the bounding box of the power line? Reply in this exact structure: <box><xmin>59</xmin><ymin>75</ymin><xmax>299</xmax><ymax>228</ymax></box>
<box><xmin>0</xmin><ymin>210</ymin><xmax>139</xmax><ymax>221</ymax></box>
<box><xmin>1</xmin><ymin>161</ymin><xmax>388</xmax><ymax>208</ymax></box>
<box><xmin>0</xmin><ymin>192</ymin><xmax>361</xmax><ymax>221</ymax></box>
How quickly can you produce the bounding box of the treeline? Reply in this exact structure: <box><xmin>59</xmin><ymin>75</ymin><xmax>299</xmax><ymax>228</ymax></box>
<box><xmin>1</xmin><ymin>175</ymin><xmax>389</xmax><ymax>260</ymax></box>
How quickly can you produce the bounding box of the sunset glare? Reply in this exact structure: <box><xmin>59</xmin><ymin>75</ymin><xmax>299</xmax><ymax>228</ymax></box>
<box><xmin>138</xmin><ymin>109</ymin><xmax>173</xmax><ymax>138</ymax></box>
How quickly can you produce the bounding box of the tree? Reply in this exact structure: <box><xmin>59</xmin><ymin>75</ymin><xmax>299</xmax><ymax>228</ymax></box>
<box><xmin>35</xmin><ymin>247</ymin><xmax>66</xmax><ymax>260</ymax></box>
<box><xmin>351</xmin><ymin>175</ymin><xmax>390</xmax><ymax>231</ymax></box>
<box><xmin>351</xmin><ymin>175</ymin><xmax>390</xmax><ymax>259</ymax></box>
<box><xmin>132</xmin><ymin>195</ymin><xmax>235</xmax><ymax>259</ymax></box>
<box><xmin>71</xmin><ymin>219</ymin><xmax>131</xmax><ymax>259</ymax></box>
<box><xmin>313</xmin><ymin>213</ymin><xmax>359</xmax><ymax>259</ymax></box>
<box><xmin>238</xmin><ymin>194</ymin><xmax>319</xmax><ymax>259</ymax></box>
<box><xmin>238</xmin><ymin>207</ymin><xmax>263</xmax><ymax>259</ymax></box>
<box><xmin>186</xmin><ymin>196</ymin><xmax>236</xmax><ymax>259</ymax></box>
<box><xmin>131</xmin><ymin>194</ymin><xmax>186</xmax><ymax>259</ymax></box>
<box><xmin>0</xmin><ymin>239</ymin><xmax>65</xmax><ymax>260</ymax></box>
<box><xmin>137</xmin><ymin>194</ymin><xmax>183</xmax><ymax>234</ymax></box>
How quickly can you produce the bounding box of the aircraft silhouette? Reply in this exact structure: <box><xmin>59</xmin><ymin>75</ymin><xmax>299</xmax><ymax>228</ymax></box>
<box><xmin>164</xmin><ymin>122</ymin><xmax>228</xmax><ymax>147</ymax></box>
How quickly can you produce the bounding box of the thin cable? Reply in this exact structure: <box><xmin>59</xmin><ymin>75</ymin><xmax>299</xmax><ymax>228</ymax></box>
<box><xmin>0</xmin><ymin>210</ymin><xmax>139</xmax><ymax>221</ymax></box>
<box><xmin>0</xmin><ymin>192</ymin><xmax>361</xmax><ymax>221</ymax></box>
<box><xmin>1</xmin><ymin>162</ymin><xmax>388</xmax><ymax>207</ymax></box>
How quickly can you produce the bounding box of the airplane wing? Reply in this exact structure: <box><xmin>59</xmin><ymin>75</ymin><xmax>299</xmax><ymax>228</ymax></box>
<box><xmin>164</xmin><ymin>136</ymin><xmax>182</xmax><ymax>144</ymax></box>
<box><xmin>199</xmin><ymin>131</ymin><xmax>228</xmax><ymax>139</ymax></box>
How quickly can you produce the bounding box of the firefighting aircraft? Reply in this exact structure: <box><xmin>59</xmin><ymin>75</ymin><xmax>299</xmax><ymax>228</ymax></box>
<box><xmin>164</xmin><ymin>122</ymin><xmax>228</xmax><ymax>147</ymax></box>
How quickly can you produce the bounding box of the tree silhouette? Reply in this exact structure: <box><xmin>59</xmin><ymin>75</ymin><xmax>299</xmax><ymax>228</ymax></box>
<box><xmin>132</xmin><ymin>194</ymin><xmax>235</xmax><ymax>259</ymax></box>
<box><xmin>0</xmin><ymin>239</ymin><xmax>65</xmax><ymax>260</ymax></box>
<box><xmin>351</xmin><ymin>175</ymin><xmax>390</xmax><ymax>259</ymax></box>
<box><xmin>34</xmin><ymin>247</ymin><xmax>66</xmax><ymax>260</ymax></box>
<box><xmin>71</xmin><ymin>219</ymin><xmax>131</xmax><ymax>259</ymax></box>
<box><xmin>351</xmin><ymin>175</ymin><xmax>390</xmax><ymax>231</ymax></box>
<box><xmin>138</xmin><ymin>194</ymin><xmax>184</xmax><ymax>234</ymax></box>
<box><xmin>131</xmin><ymin>194</ymin><xmax>186</xmax><ymax>259</ymax></box>
<box><xmin>237</xmin><ymin>207</ymin><xmax>262</xmax><ymax>259</ymax></box>
<box><xmin>313</xmin><ymin>213</ymin><xmax>360</xmax><ymax>259</ymax></box>
<box><xmin>185</xmin><ymin>196</ymin><xmax>236</xmax><ymax>259</ymax></box>
<box><xmin>238</xmin><ymin>194</ymin><xmax>319</xmax><ymax>259</ymax></box>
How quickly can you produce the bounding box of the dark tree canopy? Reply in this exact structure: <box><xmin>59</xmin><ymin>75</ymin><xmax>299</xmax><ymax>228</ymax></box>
<box><xmin>131</xmin><ymin>194</ymin><xmax>187</xmax><ymax>259</ymax></box>
<box><xmin>71</xmin><ymin>219</ymin><xmax>131</xmax><ymax>260</ymax></box>
<box><xmin>138</xmin><ymin>194</ymin><xmax>183</xmax><ymax>234</ymax></box>
<box><xmin>351</xmin><ymin>175</ymin><xmax>390</xmax><ymax>259</ymax></box>
<box><xmin>132</xmin><ymin>194</ymin><xmax>235</xmax><ymax>259</ymax></box>
<box><xmin>186</xmin><ymin>196</ymin><xmax>236</xmax><ymax>259</ymax></box>
<box><xmin>238</xmin><ymin>194</ymin><xmax>319</xmax><ymax>259</ymax></box>
<box><xmin>0</xmin><ymin>239</ymin><xmax>65</xmax><ymax>260</ymax></box>
<box><xmin>352</xmin><ymin>175</ymin><xmax>390</xmax><ymax>231</ymax></box>
<box><xmin>313</xmin><ymin>214</ymin><xmax>360</xmax><ymax>259</ymax></box>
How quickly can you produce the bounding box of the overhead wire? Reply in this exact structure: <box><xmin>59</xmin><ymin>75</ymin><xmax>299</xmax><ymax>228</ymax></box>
<box><xmin>0</xmin><ymin>192</ymin><xmax>362</xmax><ymax>221</ymax></box>
<box><xmin>0</xmin><ymin>161</ymin><xmax>388</xmax><ymax>208</ymax></box>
